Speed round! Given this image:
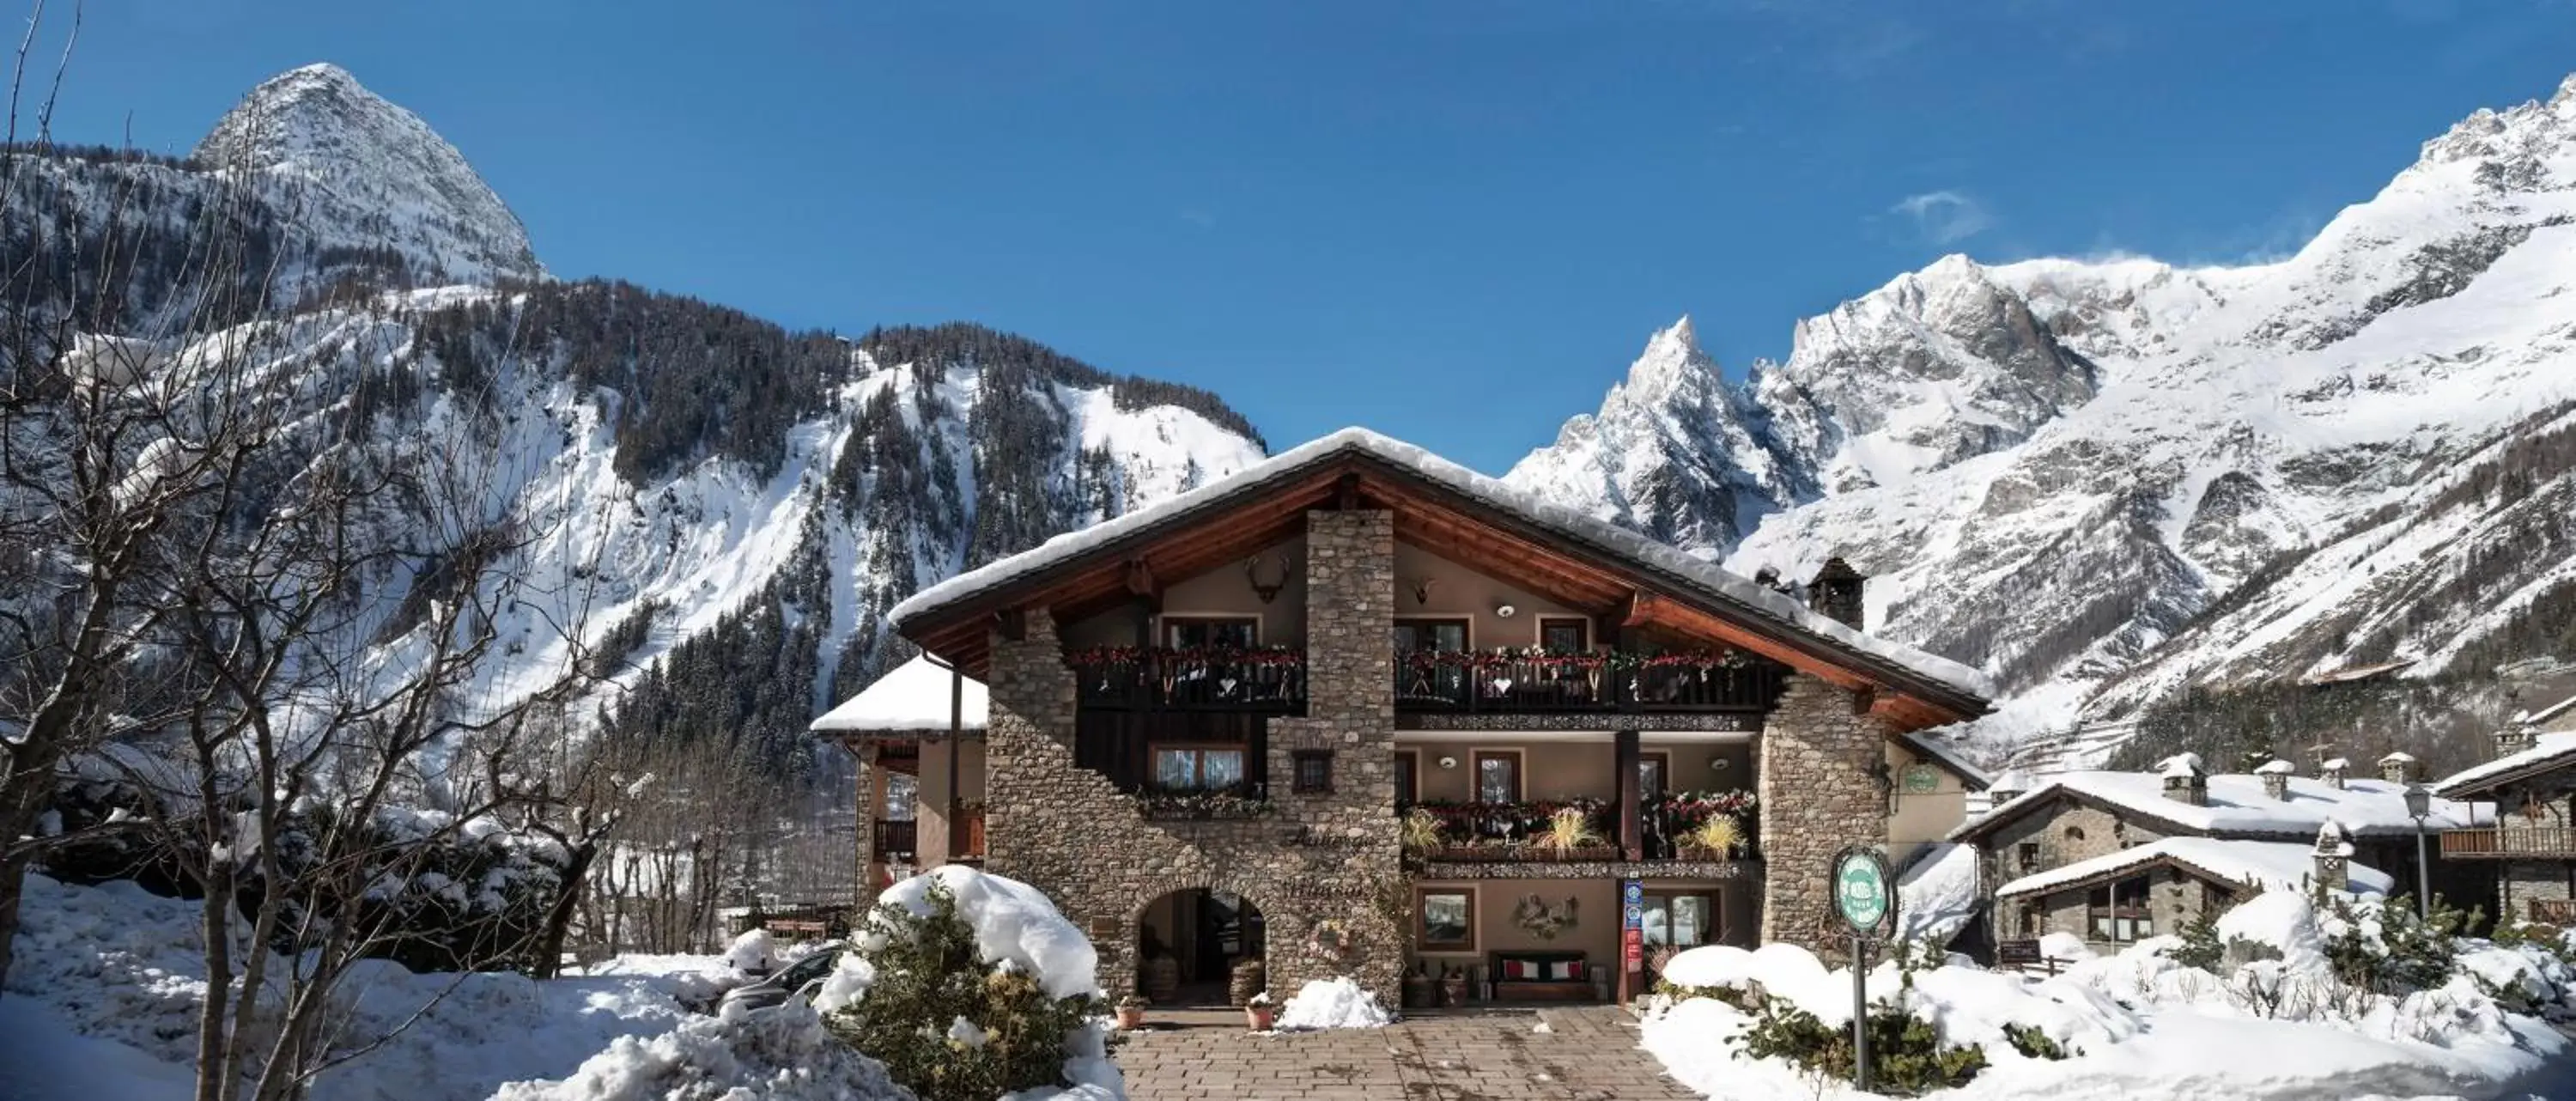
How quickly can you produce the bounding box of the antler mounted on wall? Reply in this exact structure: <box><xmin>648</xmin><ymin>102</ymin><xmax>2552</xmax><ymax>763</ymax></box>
<box><xmin>1411</xmin><ymin>576</ymin><xmax>1437</xmax><ymax>605</ymax></box>
<box><xmin>1243</xmin><ymin>553</ymin><xmax>1292</xmax><ymax>604</ymax></box>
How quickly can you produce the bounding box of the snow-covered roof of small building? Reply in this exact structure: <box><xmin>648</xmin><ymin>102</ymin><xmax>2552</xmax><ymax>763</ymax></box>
<box><xmin>2520</xmin><ymin>692</ymin><xmax>2576</xmax><ymax>729</ymax></box>
<box><xmin>2436</xmin><ymin>731</ymin><xmax>2576</xmax><ymax>798</ymax></box>
<box><xmin>888</xmin><ymin>428</ymin><xmax>1994</xmax><ymax>705</ymax></box>
<box><xmin>810</xmin><ymin>655</ymin><xmax>988</xmax><ymax>734</ymax></box>
<box><xmin>1952</xmin><ymin>769</ymin><xmax>2486</xmax><ymax>843</ymax></box>
<box><xmin>1996</xmin><ymin>837</ymin><xmax>2393</xmax><ymax>900</ymax></box>
<box><xmin>1894</xmin><ymin>731</ymin><xmax>1993</xmax><ymax>791</ymax></box>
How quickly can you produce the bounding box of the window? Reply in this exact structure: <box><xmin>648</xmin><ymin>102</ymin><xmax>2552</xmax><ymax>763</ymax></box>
<box><xmin>1639</xmin><ymin>752</ymin><xmax>1670</xmax><ymax>802</ymax></box>
<box><xmin>1291</xmin><ymin>750</ymin><xmax>1334</xmax><ymax>794</ymax></box>
<box><xmin>1164</xmin><ymin>617</ymin><xmax>1257</xmax><ymax>648</ymax></box>
<box><xmin>2016</xmin><ymin>842</ymin><xmax>2040</xmax><ymax>872</ymax></box>
<box><xmin>1538</xmin><ymin>617</ymin><xmax>1590</xmax><ymax>654</ymax></box>
<box><xmin>1417</xmin><ymin>888</ymin><xmax>1476</xmax><ymax>951</ymax></box>
<box><xmin>1641</xmin><ymin>891</ymin><xmax>1718</xmax><ymax>949</ymax></box>
<box><xmin>2087</xmin><ymin>875</ymin><xmax>2154</xmax><ymax>944</ymax></box>
<box><xmin>1394</xmin><ymin>752</ymin><xmax>1418</xmax><ymax>806</ymax></box>
<box><xmin>1391</xmin><ymin>618</ymin><xmax>1469</xmax><ymax>653</ymax></box>
<box><xmin>1151</xmin><ymin>745</ymin><xmax>1246</xmax><ymax>792</ymax></box>
<box><xmin>2064</xmin><ymin>826</ymin><xmax>2087</xmax><ymax>842</ymax></box>
<box><xmin>1473</xmin><ymin>750</ymin><xmax>1522</xmax><ymax>804</ymax></box>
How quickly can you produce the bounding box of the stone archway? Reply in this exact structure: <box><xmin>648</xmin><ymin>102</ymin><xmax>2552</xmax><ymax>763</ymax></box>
<box><xmin>1133</xmin><ymin>887</ymin><xmax>1267</xmax><ymax>1007</ymax></box>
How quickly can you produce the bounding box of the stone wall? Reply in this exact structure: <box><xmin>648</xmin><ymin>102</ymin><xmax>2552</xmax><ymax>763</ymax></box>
<box><xmin>1758</xmin><ymin>675</ymin><xmax>1899</xmax><ymax>957</ymax></box>
<box><xmin>1978</xmin><ymin>800</ymin><xmax>2166</xmax><ymax>901</ymax></box>
<box><xmin>2503</xmin><ymin>861</ymin><xmax>2575</xmax><ymax>922</ymax></box>
<box><xmin>980</xmin><ymin>509</ymin><xmax>1405</xmax><ymax>1005</ymax></box>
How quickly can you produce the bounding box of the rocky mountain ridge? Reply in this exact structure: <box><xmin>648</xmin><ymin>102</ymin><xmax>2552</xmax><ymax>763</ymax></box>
<box><xmin>1511</xmin><ymin>74</ymin><xmax>2576</xmax><ymax>768</ymax></box>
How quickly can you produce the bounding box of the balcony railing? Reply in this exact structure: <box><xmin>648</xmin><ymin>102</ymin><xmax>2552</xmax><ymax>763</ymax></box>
<box><xmin>1393</xmin><ymin>650</ymin><xmax>1782</xmax><ymax>715</ymax></box>
<box><xmin>871</xmin><ymin>818</ymin><xmax>917</xmax><ymax>862</ymax></box>
<box><xmin>2531</xmin><ymin>898</ymin><xmax>2576</xmax><ymax>924</ymax></box>
<box><xmin>2439</xmin><ymin>826</ymin><xmax>2576</xmax><ymax>859</ymax></box>
<box><xmin>1400</xmin><ymin>793</ymin><xmax>1759</xmax><ymax>862</ymax></box>
<box><xmin>1067</xmin><ymin>647</ymin><xmax>1306</xmax><ymax>712</ymax></box>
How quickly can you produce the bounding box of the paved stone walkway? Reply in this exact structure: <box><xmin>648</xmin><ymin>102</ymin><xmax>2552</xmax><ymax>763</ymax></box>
<box><xmin>1115</xmin><ymin>1006</ymin><xmax>1700</xmax><ymax>1100</ymax></box>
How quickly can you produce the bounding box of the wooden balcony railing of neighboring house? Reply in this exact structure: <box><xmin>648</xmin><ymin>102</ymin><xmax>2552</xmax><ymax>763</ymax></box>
<box><xmin>2439</xmin><ymin>826</ymin><xmax>2576</xmax><ymax>860</ymax></box>
<box><xmin>1066</xmin><ymin>647</ymin><xmax>1307</xmax><ymax>712</ymax></box>
<box><xmin>2530</xmin><ymin>898</ymin><xmax>2576</xmax><ymax>924</ymax></box>
<box><xmin>1400</xmin><ymin>793</ymin><xmax>1759</xmax><ymax>864</ymax></box>
<box><xmin>950</xmin><ymin>806</ymin><xmax>987</xmax><ymax>862</ymax></box>
<box><xmin>871</xmin><ymin>818</ymin><xmax>917</xmax><ymax>863</ymax></box>
<box><xmin>1391</xmin><ymin>650</ymin><xmax>1783</xmax><ymax>715</ymax></box>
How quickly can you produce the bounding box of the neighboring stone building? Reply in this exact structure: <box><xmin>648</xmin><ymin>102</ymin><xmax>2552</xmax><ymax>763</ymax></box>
<box><xmin>811</xmin><ymin>654</ymin><xmax>991</xmax><ymax>889</ymax></box>
<box><xmin>1953</xmin><ymin>751</ymin><xmax>2489</xmax><ymax>953</ymax></box>
<box><xmin>2433</xmin><ymin>694</ymin><xmax>2576</xmax><ymax>924</ymax></box>
<box><xmin>823</xmin><ymin>429</ymin><xmax>1993</xmax><ymax>1007</ymax></box>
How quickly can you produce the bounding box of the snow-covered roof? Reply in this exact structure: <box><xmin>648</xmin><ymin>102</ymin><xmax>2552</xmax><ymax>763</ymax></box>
<box><xmin>1953</xmin><ymin>769</ymin><xmax>2485</xmax><ymax>842</ymax></box>
<box><xmin>2436</xmin><ymin>731</ymin><xmax>2576</xmax><ymax>798</ymax></box>
<box><xmin>889</xmin><ymin>428</ymin><xmax>1994</xmax><ymax>703</ymax></box>
<box><xmin>810</xmin><ymin>655</ymin><xmax>987</xmax><ymax>734</ymax></box>
<box><xmin>2520</xmin><ymin>693</ymin><xmax>2576</xmax><ymax>728</ymax></box>
<box><xmin>1996</xmin><ymin>838</ymin><xmax>2394</xmax><ymax>900</ymax></box>
<box><xmin>2252</xmin><ymin>759</ymin><xmax>2295</xmax><ymax>776</ymax></box>
<box><xmin>1895</xmin><ymin>731</ymin><xmax>1993</xmax><ymax>790</ymax></box>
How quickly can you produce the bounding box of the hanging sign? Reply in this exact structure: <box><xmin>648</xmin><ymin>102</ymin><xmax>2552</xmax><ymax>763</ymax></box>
<box><xmin>1831</xmin><ymin>845</ymin><xmax>1897</xmax><ymax>938</ymax></box>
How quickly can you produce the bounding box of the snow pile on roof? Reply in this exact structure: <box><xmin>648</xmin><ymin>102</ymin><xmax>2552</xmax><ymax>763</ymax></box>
<box><xmin>2252</xmin><ymin>758</ymin><xmax>2295</xmax><ymax>776</ymax></box>
<box><xmin>811</xmin><ymin>654</ymin><xmax>988</xmax><ymax>733</ymax></box>
<box><xmin>1959</xmin><ymin>769</ymin><xmax>2486</xmax><ymax>840</ymax></box>
<box><xmin>2438</xmin><ymin>730</ymin><xmax>2576</xmax><ymax>796</ymax></box>
<box><xmin>1996</xmin><ymin>838</ymin><xmax>2393</xmax><ymax>900</ymax></box>
<box><xmin>491</xmin><ymin>1001</ymin><xmax>905</xmax><ymax>1101</ymax></box>
<box><xmin>1276</xmin><ymin>977</ymin><xmax>1393</xmax><ymax>1031</ymax></box>
<box><xmin>1896</xmin><ymin>842</ymin><xmax>1982</xmax><ymax>947</ymax></box>
<box><xmin>888</xmin><ymin>429</ymin><xmax>1995</xmax><ymax>701</ymax></box>
<box><xmin>2157</xmin><ymin>752</ymin><xmax>2204</xmax><ymax>778</ymax></box>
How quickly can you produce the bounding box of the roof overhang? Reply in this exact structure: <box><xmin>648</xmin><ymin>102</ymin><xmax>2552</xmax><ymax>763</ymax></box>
<box><xmin>891</xmin><ymin>435</ymin><xmax>1991</xmax><ymax>731</ymax></box>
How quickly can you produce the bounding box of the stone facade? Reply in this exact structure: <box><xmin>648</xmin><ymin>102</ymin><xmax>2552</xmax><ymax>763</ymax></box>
<box><xmin>1978</xmin><ymin>799</ymin><xmax>2165</xmax><ymax>900</ymax></box>
<box><xmin>1757</xmin><ymin>674</ymin><xmax>1899</xmax><ymax>956</ymax></box>
<box><xmin>2015</xmin><ymin>865</ymin><xmax>2230</xmax><ymax>945</ymax></box>
<box><xmin>981</xmin><ymin>509</ymin><xmax>1406</xmax><ymax>1005</ymax></box>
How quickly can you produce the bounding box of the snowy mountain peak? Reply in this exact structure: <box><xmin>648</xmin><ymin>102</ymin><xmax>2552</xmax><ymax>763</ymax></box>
<box><xmin>194</xmin><ymin>63</ymin><xmax>543</xmax><ymax>284</ymax></box>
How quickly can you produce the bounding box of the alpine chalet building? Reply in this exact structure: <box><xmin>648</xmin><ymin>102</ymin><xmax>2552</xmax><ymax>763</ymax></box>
<box><xmin>851</xmin><ymin>429</ymin><xmax>1993</xmax><ymax>1005</ymax></box>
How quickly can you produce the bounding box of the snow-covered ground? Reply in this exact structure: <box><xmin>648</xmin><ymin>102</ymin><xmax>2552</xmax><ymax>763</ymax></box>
<box><xmin>0</xmin><ymin>865</ymin><xmax>1124</xmax><ymax>1101</ymax></box>
<box><xmin>1643</xmin><ymin>893</ymin><xmax>2576</xmax><ymax>1100</ymax></box>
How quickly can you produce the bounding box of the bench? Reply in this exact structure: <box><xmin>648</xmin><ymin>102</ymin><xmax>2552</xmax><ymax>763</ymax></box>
<box><xmin>1491</xmin><ymin>951</ymin><xmax>1592</xmax><ymax>1002</ymax></box>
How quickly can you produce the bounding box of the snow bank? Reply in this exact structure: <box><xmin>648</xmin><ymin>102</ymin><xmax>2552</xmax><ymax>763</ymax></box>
<box><xmin>490</xmin><ymin>1001</ymin><xmax>902</xmax><ymax>1101</ymax></box>
<box><xmin>1</xmin><ymin>873</ymin><xmax>707</xmax><ymax>1101</ymax></box>
<box><xmin>724</xmin><ymin>928</ymin><xmax>775</xmax><ymax>972</ymax></box>
<box><xmin>1276</xmin><ymin>977</ymin><xmax>1392</xmax><ymax>1031</ymax></box>
<box><xmin>870</xmin><ymin>864</ymin><xmax>1102</xmax><ymax>1000</ymax></box>
<box><xmin>1644</xmin><ymin>930</ymin><xmax>2569</xmax><ymax>1100</ymax></box>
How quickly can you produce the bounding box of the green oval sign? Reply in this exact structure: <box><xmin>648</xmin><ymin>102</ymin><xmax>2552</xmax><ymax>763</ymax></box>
<box><xmin>1832</xmin><ymin>848</ymin><xmax>1894</xmax><ymax>934</ymax></box>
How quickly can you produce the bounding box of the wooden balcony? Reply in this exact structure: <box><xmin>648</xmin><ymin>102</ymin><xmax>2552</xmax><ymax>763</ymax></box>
<box><xmin>2439</xmin><ymin>826</ymin><xmax>2576</xmax><ymax>860</ymax></box>
<box><xmin>1069</xmin><ymin>648</ymin><xmax>1306</xmax><ymax>713</ymax></box>
<box><xmin>1392</xmin><ymin>653</ymin><xmax>1783</xmax><ymax>717</ymax></box>
<box><xmin>2530</xmin><ymin>898</ymin><xmax>2576</xmax><ymax>924</ymax></box>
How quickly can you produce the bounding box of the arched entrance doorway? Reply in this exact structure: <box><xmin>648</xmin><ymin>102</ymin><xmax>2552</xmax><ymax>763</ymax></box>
<box><xmin>1135</xmin><ymin>888</ymin><xmax>1266</xmax><ymax>1007</ymax></box>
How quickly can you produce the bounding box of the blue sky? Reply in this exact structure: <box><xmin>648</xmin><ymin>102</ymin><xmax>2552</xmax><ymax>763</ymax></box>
<box><xmin>27</xmin><ymin>1</ymin><xmax>2576</xmax><ymax>471</ymax></box>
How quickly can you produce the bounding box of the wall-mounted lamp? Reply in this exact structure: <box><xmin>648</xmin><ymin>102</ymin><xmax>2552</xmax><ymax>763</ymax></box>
<box><xmin>1494</xmin><ymin>604</ymin><xmax>1516</xmax><ymax>618</ymax></box>
<box><xmin>1710</xmin><ymin>758</ymin><xmax>1729</xmax><ymax>772</ymax></box>
<box><xmin>1438</xmin><ymin>755</ymin><xmax>1459</xmax><ymax>770</ymax></box>
<box><xmin>1244</xmin><ymin>554</ymin><xmax>1291</xmax><ymax>604</ymax></box>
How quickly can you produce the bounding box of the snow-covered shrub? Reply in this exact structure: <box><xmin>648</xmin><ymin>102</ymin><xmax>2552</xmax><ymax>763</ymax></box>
<box><xmin>823</xmin><ymin>878</ymin><xmax>1105</xmax><ymax>1101</ymax></box>
<box><xmin>2167</xmin><ymin>912</ymin><xmax>2225</xmax><ymax>972</ymax></box>
<box><xmin>1738</xmin><ymin>990</ymin><xmax>1989</xmax><ymax>1094</ymax></box>
<box><xmin>495</xmin><ymin>1000</ymin><xmax>904</xmax><ymax>1101</ymax></box>
<box><xmin>2314</xmin><ymin>891</ymin><xmax>2473</xmax><ymax>995</ymax></box>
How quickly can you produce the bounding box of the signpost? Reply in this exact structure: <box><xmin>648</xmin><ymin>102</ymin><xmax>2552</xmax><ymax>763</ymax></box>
<box><xmin>1830</xmin><ymin>846</ymin><xmax>1898</xmax><ymax>1094</ymax></box>
<box><xmin>1619</xmin><ymin>879</ymin><xmax>1645</xmax><ymax>1002</ymax></box>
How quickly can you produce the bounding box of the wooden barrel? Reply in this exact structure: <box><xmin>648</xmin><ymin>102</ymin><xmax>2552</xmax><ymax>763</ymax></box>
<box><xmin>1139</xmin><ymin>954</ymin><xmax>1181</xmax><ymax>1003</ymax></box>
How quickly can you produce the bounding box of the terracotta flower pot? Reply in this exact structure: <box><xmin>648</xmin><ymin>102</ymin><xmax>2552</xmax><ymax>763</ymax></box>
<box><xmin>1245</xmin><ymin>1004</ymin><xmax>1276</xmax><ymax>1031</ymax></box>
<box><xmin>1115</xmin><ymin>1005</ymin><xmax>1146</xmax><ymax>1030</ymax></box>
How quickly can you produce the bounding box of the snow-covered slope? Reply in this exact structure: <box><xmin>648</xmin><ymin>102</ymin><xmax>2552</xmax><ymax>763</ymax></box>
<box><xmin>1512</xmin><ymin>74</ymin><xmax>2576</xmax><ymax>766</ymax></box>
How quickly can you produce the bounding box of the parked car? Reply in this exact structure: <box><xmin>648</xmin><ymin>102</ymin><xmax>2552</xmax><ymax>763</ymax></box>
<box><xmin>716</xmin><ymin>941</ymin><xmax>848</xmax><ymax>1013</ymax></box>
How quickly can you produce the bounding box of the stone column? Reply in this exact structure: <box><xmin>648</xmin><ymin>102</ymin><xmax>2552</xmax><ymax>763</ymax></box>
<box><xmin>1759</xmin><ymin>673</ymin><xmax>1893</xmax><ymax>958</ymax></box>
<box><xmin>1266</xmin><ymin>508</ymin><xmax>1405</xmax><ymax>1002</ymax></box>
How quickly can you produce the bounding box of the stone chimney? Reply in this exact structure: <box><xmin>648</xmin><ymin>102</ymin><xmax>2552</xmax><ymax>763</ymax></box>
<box><xmin>2159</xmin><ymin>753</ymin><xmax>2208</xmax><ymax>806</ymax></box>
<box><xmin>2254</xmin><ymin>758</ymin><xmax>2294</xmax><ymax>801</ymax></box>
<box><xmin>2312</xmin><ymin>819</ymin><xmax>2353</xmax><ymax>892</ymax></box>
<box><xmin>2318</xmin><ymin>758</ymin><xmax>2348</xmax><ymax>790</ymax></box>
<box><xmin>2377</xmin><ymin>751</ymin><xmax>2418</xmax><ymax>785</ymax></box>
<box><xmin>2498</xmin><ymin>721</ymin><xmax>2539</xmax><ymax>758</ymax></box>
<box><xmin>1807</xmin><ymin>557</ymin><xmax>1866</xmax><ymax>630</ymax></box>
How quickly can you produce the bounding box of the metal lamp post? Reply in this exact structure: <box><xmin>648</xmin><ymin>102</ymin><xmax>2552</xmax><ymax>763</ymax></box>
<box><xmin>2403</xmin><ymin>783</ymin><xmax>2432</xmax><ymax>919</ymax></box>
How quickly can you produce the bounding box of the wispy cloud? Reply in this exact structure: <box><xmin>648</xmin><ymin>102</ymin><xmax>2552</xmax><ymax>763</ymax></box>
<box><xmin>1888</xmin><ymin>191</ymin><xmax>1995</xmax><ymax>245</ymax></box>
